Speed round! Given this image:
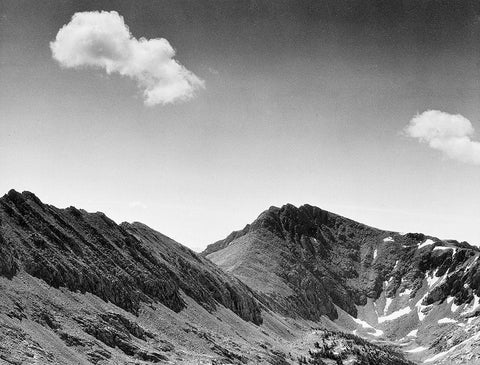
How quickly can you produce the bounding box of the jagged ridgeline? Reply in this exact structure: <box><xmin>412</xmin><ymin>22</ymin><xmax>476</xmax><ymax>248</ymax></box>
<box><xmin>2</xmin><ymin>190</ymin><xmax>480</xmax><ymax>364</ymax></box>
<box><xmin>204</xmin><ymin>204</ymin><xmax>480</xmax><ymax>364</ymax></box>
<box><xmin>204</xmin><ymin>204</ymin><xmax>480</xmax><ymax>321</ymax></box>
<box><xmin>0</xmin><ymin>189</ymin><xmax>262</xmax><ymax>323</ymax></box>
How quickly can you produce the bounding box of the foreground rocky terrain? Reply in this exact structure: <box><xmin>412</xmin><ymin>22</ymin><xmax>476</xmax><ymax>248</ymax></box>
<box><xmin>0</xmin><ymin>190</ymin><xmax>478</xmax><ymax>364</ymax></box>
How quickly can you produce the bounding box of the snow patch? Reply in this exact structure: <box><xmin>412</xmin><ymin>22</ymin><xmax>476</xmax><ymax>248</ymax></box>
<box><xmin>424</xmin><ymin>350</ymin><xmax>449</xmax><ymax>363</ymax></box>
<box><xmin>384</xmin><ymin>298</ymin><xmax>393</xmax><ymax>315</ymax></box>
<box><xmin>462</xmin><ymin>294</ymin><xmax>480</xmax><ymax>315</ymax></box>
<box><xmin>400</xmin><ymin>288</ymin><xmax>412</xmax><ymax>297</ymax></box>
<box><xmin>406</xmin><ymin>346</ymin><xmax>427</xmax><ymax>353</ymax></box>
<box><xmin>353</xmin><ymin>317</ymin><xmax>373</xmax><ymax>329</ymax></box>
<box><xmin>378</xmin><ymin>307</ymin><xmax>411</xmax><ymax>323</ymax></box>
<box><xmin>383</xmin><ymin>280</ymin><xmax>392</xmax><ymax>290</ymax></box>
<box><xmin>373</xmin><ymin>249</ymin><xmax>377</xmax><ymax>260</ymax></box>
<box><xmin>426</xmin><ymin>269</ymin><xmax>445</xmax><ymax>288</ymax></box>
<box><xmin>383</xmin><ymin>236</ymin><xmax>394</xmax><ymax>242</ymax></box>
<box><xmin>352</xmin><ymin>317</ymin><xmax>384</xmax><ymax>337</ymax></box>
<box><xmin>466</xmin><ymin>256</ymin><xmax>479</xmax><ymax>271</ymax></box>
<box><xmin>433</xmin><ymin>246</ymin><xmax>453</xmax><ymax>251</ymax></box>
<box><xmin>451</xmin><ymin>301</ymin><xmax>461</xmax><ymax>312</ymax></box>
<box><xmin>407</xmin><ymin>329</ymin><xmax>418</xmax><ymax>337</ymax></box>
<box><xmin>418</xmin><ymin>239</ymin><xmax>434</xmax><ymax>249</ymax></box>
<box><xmin>438</xmin><ymin>318</ymin><xmax>457</xmax><ymax>324</ymax></box>
<box><xmin>415</xmin><ymin>293</ymin><xmax>430</xmax><ymax>321</ymax></box>
<box><xmin>466</xmin><ymin>264</ymin><xmax>472</xmax><ymax>272</ymax></box>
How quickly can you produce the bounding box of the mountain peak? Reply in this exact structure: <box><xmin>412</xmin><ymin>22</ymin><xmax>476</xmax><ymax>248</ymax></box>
<box><xmin>4</xmin><ymin>189</ymin><xmax>43</xmax><ymax>205</ymax></box>
<box><xmin>202</xmin><ymin>203</ymin><xmax>341</xmax><ymax>258</ymax></box>
<box><xmin>204</xmin><ymin>202</ymin><xmax>480</xmax><ymax>332</ymax></box>
<box><xmin>0</xmin><ymin>190</ymin><xmax>263</xmax><ymax>324</ymax></box>
<box><xmin>250</xmin><ymin>203</ymin><xmax>333</xmax><ymax>240</ymax></box>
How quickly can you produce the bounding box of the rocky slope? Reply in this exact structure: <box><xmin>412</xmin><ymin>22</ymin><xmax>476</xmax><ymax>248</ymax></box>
<box><xmin>1</xmin><ymin>191</ymin><xmax>476</xmax><ymax>364</ymax></box>
<box><xmin>0</xmin><ymin>189</ymin><xmax>262</xmax><ymax>324</ymax></box>
<box><xmin>0</xmin><ymin>190</ymin><xmax>413</xmax><ymax>364</ymax></box>
<box><xmin>0</xmin><ymin>190</ymin><xmax>278</xmax><ymax>364</ymax></box>
<box><xmin>204</xmin><ymin>204</ymin><xmax>480</xmax><ymax>364</ymax></box>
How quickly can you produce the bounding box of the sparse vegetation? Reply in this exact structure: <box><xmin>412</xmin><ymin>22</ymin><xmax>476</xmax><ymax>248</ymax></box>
<box><xmin>297</xmin><ymin>330</ymin><xmax>415</xmax><ymax>365</ymax></box>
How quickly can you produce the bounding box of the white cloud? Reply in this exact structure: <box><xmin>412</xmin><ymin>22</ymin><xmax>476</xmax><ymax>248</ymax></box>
<box><xmin>50</xmin><ymin>11</ymin><xmax>204</xmax><ymax>105</ymax></box>
<box><xmin>405</xmin><ymin>110</ymin><xmax>480</xmax><ymax>165</ymax></box>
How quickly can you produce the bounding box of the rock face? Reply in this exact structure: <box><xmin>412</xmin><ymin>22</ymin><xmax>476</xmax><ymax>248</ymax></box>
<box><xmin>205</xmin><ymin>204</ymin><xmax>389</xmax><ymax>320</ymax></box>
<box><xmin>122</xmin><ymin>221</ymin><xmax>263</xmax><ymax>325</ymax></box>
<box><xmin>0</xmin><ymin>189</ymin><xmax>262</xmax><ymax>325</ymax></box>
<box><xmin>204</xmin><ymin>203</ymin><xmax>480</xmax><ymax>363</ymax></box>
<box><xmin>0</xmin><ymin>190</ymin><xmax>282</xmax><ymax>364</ymax></box>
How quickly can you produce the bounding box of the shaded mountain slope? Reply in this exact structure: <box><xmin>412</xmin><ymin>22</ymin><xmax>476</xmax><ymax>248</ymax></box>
<box><xmin>205</xmin><ymin>204</ymin><xmax>392</xmax><ymax>320</ymax></box>
<box><xmin>122</xmin><ymin>221</ymin><xmax>264</xmax><ymax>325</ymax></box>
<box><xmin>0</xmin><ymin>268</ymin><xmax>297</xmax><ymax>364</ymax></box>
<box><xmin>204</xmin><ymin>204</ymin><xmax>480</xmax><ymax>364</ymax></box>
<box><xmin>0</xmin><ymin>190</ymin><xmax>287</xmax><ymax>364</ymax></box>
<box><xmin>0</xmin><ymin>189</ymin><xmax>261</xmax><ymax>325</ymax></box>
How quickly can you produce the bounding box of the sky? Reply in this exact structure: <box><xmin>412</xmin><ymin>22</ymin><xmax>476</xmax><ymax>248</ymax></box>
<box><xmin>2</xmin><ymin>0</ymin><xmax>480</xmax><ymax>251</ymax></box>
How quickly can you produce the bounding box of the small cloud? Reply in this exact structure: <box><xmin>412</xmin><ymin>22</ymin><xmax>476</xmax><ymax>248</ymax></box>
<box><xmin>129</xmin><ymin>201</ymin><xmax>148</xmax><ymax>209</ymax></box>
<box><xmin>50</xmin><ymin>11</ymin><xmax>204</xmax><ymax>105</ymax></box>
<box><xmin>404</xmin><ymin>110</ymin><xmax>480</xmax><ymax>165</ymax></box>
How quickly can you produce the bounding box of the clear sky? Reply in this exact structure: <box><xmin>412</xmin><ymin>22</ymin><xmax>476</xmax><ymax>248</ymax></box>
<box><xmin>2</xmin><ymin>0</ymin><xmax>480</xmax><ymax>251</ymax></box>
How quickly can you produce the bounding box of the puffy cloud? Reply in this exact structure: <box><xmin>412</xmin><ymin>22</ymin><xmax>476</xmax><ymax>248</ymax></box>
<box><xmin>405</xmin><ymin>110</ymin><xmax>480</xmax><ymax>165</ymax></box>
<box><xmin>50</xmin><ymin>11</ymin><xmax>204</xmax><ymax>105</ymax></box>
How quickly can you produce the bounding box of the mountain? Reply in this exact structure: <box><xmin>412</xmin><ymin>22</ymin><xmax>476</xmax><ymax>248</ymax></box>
<box><xmin>1</xmin><ymin>191</ymin><xmax>475</xmax><ymax>364</ymax></box>
<box><xmin>0</xmin><ymin>189</ymin><xmax>263</xmax><ymax>321</ymax></box>
<box><xmin>2</xmin><ymin>190</ymin><xmax>415</xmax><ymax>365</ymax></box>
<box><xmin>0</xmin><ymin>190</ymin><xmax>277</xmax><ymax>364</ymax></box>
<box><xmin>203</xmin><ymin>204</ymin><xmax>480</xmax><ymax>364</ymax></box>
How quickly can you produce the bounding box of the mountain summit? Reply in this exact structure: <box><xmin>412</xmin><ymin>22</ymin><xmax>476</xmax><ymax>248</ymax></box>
<box><xmin>204</xmin><ymin>203</ymin><xmax>480</xmax><ymax>364</ymax></box>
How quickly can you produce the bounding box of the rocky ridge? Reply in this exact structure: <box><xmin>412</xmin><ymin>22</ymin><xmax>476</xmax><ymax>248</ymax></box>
<box><xmin>0</xmin><ymin>191</ymin><xmax>476</xmax><ymax>364</ymax></box>
<box><xmin>0</xmin><ymin>189</ymin><xmax>261</xmax><ymax>324</ymax></box>
<box><xmin>0</xmin><ymin>190</ymin><xmax>274</xmax><ymax>364</ymax></box>
<box><xmin>204</xmin><ymin>203</ymin><xmax>480</xmax><ymax>364</ymax></box>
